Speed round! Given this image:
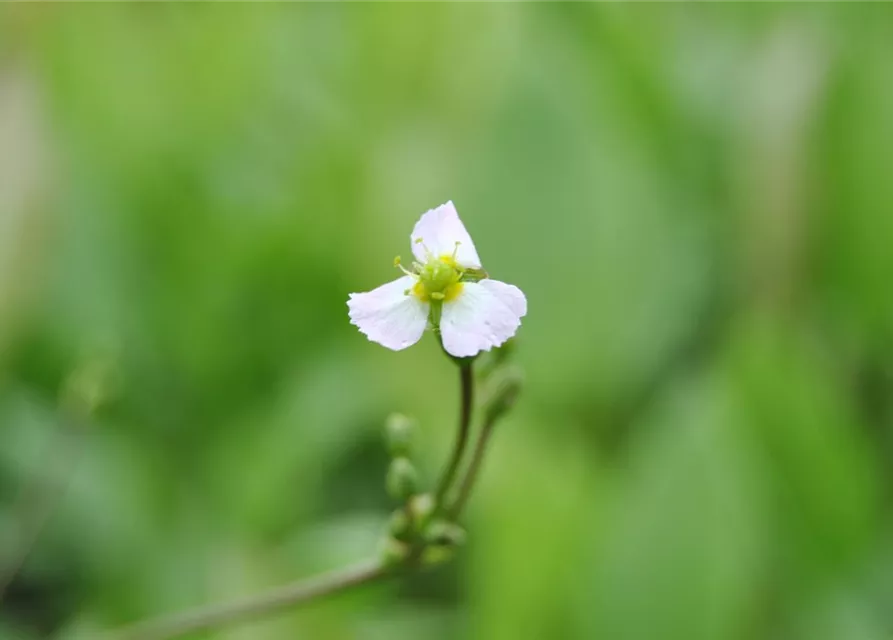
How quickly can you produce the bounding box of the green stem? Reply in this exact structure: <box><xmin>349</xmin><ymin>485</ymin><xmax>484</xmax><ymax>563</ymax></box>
<box><xmin>433</xmin><ymin>361</ymin><xmax>474</xmax><ymax>511</ymax></box>
<box><xmin>108</xmin><ymin>559</ymin><xmax>389</xmax><ymax>640</ymax></box>
<box><xmin>448</xmin><ymin>412</ymin><xmax>498</xmax><ymax>520</ymax></box>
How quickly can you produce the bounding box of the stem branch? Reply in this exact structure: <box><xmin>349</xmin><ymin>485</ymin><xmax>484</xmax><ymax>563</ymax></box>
<box><xmin>108</xmin><ymin>559</ymin><xmax>388</xmax><ymax>640</ymax></box>
<box><xmin>448</xmin><ymin>412</ymin><xmax>498</xmax><ymax>520</ymax></box>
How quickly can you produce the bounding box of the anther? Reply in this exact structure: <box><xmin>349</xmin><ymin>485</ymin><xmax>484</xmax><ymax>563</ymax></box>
<box><xmin>394</xmin><ymin>255</ymin><xmax>415</xmax><ymax>277</ymax></box>
<box><xmin>414</xmin><ymin>237</ymin><xmax>433</xmax><ymax>260</ymax></box>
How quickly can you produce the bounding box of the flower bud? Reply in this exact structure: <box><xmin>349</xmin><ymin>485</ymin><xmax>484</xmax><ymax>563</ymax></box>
<box><xmin>388</xmin><ymin>508</ymin><xmax>413</xmax><ymax>542</ymax></box>
<box><xmin>423</xmin><ymin>520</ymin><xmax>466</xmax><ymax>548</ymax></box>
<box><xmin>420</xmin><ymin>544</ymin><xmax>456</xmax><ymax>568</ymax></box>
<box><xmin>386</xmin><ymin>457</ymin><xmax>419</xmax><ymax>502</ymax></box>
<box><xmin>482</xmin><ymin>365</ymin><xmax>523</xmax><ymax>423</ymax></box>
<box><xmin>407</xmin><ymin>493</ymin><xmax>436</xmax><ymax>531</ymax></box>
<box><xmin>384</xmin><ymin>413</ymin><xmax>415</xmax><ymax>457</ymax></box>
<box><xmin>380</xmin><ymin>536</ymin><xmax>411</xmax><ymax>568</ymax></box>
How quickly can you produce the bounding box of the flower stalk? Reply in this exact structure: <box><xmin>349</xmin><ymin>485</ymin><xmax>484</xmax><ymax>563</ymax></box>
<box><xmin>433</xmin><ymin>359</ymin><xmax>474</xmax><ymax>512</ymax></box>
<box><xmin>447</xmin><ymin>412</ymin><xmax>499</xmax><ymax>521</ymax></box>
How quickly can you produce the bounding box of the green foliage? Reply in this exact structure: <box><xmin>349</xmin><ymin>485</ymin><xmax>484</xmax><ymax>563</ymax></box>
<box><xmin>1</xmin><ymin>4</ymin><xmax>893</xmax><ymax>639</ymax></box>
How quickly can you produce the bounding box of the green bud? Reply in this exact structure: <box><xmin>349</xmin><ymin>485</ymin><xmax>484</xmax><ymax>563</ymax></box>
<box><xmin>424</xmin><ymin>520</ymin><xmax>466</xmax><ymax>548</ymax></box>
<box><xmin>482</xmin><ymin>365</ymin><xmax>523</xmax><ymax>423</ymax></box>
<box><xmin>380</xmin><ymin>536</ymin><xmax>411</xmax><ymax>568</ymax></box>
<box><xmin>388</xmin><ymin>509</ymin><xmax>413</xmax><ymax>542</ymax></box>
<box><xmin>407</xmin><ymin>493</ymin><xmax>436</xmax><ymax>531</ymax></box>
<box><xmin>420</xmin><ymin>543</ymin><xmax>458</xmax><ymax>568</ymax></box>
<box><xmin>386</xmin><ymin>457</ymin><xmax>419</xmax><ymax>501</ymax></box>
<box><xmin>384</xmin><ymin>413</ymin><xmax>415</xmax><ymax>457</ymax></box>
<box><xmin>416</xmin><ymin>520</ymin><xmax>466</xmax><ymax>568</ymax></box>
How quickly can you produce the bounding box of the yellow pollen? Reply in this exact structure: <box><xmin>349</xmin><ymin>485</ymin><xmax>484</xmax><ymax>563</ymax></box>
<box><xmin>444</xmin><ymin>282</ymin><xmax>464</xmax><ymax>302</ymax></box>
<box><xmin>412</xmin><ymin>280</ymin><xmax>429</xmax><ymax>302</ymax></box>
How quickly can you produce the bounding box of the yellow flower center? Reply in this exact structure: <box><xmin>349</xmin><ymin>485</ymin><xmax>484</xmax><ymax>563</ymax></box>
<box><xmin>412</xmin><ymin>255</ymin><xmax>464</xmax><ymax>303</ymax></box>
<box><xmin>394</xmin><ymin>240</ymin><xmax>484</xmax><ymax>311</ymax></box>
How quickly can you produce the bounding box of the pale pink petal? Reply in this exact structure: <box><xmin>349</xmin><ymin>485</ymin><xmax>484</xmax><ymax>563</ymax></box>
<box><xmin>440</xmin><ymin>280</ymin><xmax>526</xmax><ymax>358</ymax></box>
<box><xmin>348</xmin><ymin>276</ymin><xmax>429</xmax><ymax>351</ymax></box>
<box><xmin>410</xmin><ymin>201</ymin><xmax>482</xmax><ymax>269</ymax></box>
<box><xmin>478</xmin><ymin>279</ymin><xmax>527</xmax><ymax>319</ymax></box>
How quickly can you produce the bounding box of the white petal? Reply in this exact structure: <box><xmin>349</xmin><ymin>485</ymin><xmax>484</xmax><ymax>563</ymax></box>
<box><xmin>478</xmin><ymin>279</ymin><xmax>528</xmax><ymax>318</ymax></box>
<box><xmin>440</xmin><ymin>280</ymin><xmax>527</xmax><ymax>358</ymax></box>
<box><xmin>348</xmin><ymin>276</ymin><xmax>429</xmax><ymax>351</ymax></box>
<box><xmin>410</xmin><ymin>201</ymin><xmax>482</xmax><ymax>269</ymax></box>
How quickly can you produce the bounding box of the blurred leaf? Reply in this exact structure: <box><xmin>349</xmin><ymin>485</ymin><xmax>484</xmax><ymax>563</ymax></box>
<box><xmin>573</xmin><ymin>372</ymin><xmax>765</xmax><ymax>640</ymax></box>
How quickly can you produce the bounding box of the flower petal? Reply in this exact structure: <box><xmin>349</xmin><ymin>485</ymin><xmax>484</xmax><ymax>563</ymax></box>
<box><xmin>410</xmin><ymin>201</ymin><xmax>482</xmax><ymax>269</ymax></box>
<box><xmin>478</xmin><ymin>279</ymin><xmax>528</xmax><ymax>319</ymax></box>
<box><xmin>348</xmin><ymin>276</ymin><xmax>429</xmax><ymax>351</ymax></box>
<box><xmin>440</xmin><ymin>280</ymin><xmax>527</xmax><ymax>358</ymax></box>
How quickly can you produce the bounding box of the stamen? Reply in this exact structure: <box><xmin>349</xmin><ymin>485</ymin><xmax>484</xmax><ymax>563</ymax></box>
<box><xmin>430</xmin><ymin>292</ymin><xmax>445</xmax><ymax>300</ymax></box>
<box><xmin>394</xmin><ymin>255</ymin><xmax>414</xmax><ymax>277</ymax></box>
<box><xmin>451</xmin><ymin>241</ymin><xmax>461</xmax><ymax>261</ymax></box>
<box><xmin>414</xmin><ymin>237</ymin><xmax>434</xmax><ymax>260</ymax></box>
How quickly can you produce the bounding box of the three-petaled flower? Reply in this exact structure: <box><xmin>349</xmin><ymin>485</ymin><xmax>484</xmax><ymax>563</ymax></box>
<box><xmin>348</xmin><ymin>202</ymin><xmax>527</xmax><ymax>358</ymax></box>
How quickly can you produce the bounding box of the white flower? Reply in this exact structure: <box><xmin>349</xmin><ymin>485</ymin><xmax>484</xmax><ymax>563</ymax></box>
<box><xmin>348</xmin><ymin>201</ymin><xmax>527</xmax><ymax>358</ymax></box>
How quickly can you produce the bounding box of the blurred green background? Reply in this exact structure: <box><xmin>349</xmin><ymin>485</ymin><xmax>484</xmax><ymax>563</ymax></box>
<box><xmin>2</xmin><ymin>4</ymin><xmax>893</xmax><ymax>639</ymax></box>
